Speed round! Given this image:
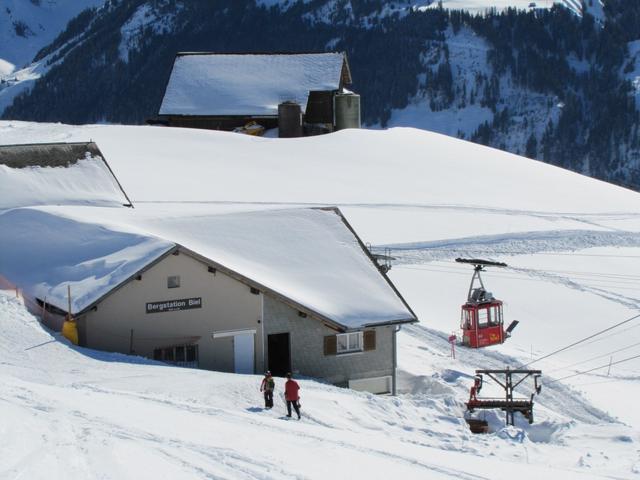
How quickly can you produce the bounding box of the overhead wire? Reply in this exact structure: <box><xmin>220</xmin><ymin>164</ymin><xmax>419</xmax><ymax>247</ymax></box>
<box><xmin>576</xmin><ymin>322</ymin><xmax>640</xmax><ymax>348</ymax></box>
<box><xmin>393</xmin><ymin>255</ymin><xmax>640</xmax><ymax>385</ymax></box>
<box><xmin>522</xmin><ymin>312</ymin><xmax>640</xmax><ymax>368</ymax></box>
<box><xmin>569</xmin><ymin>374</ymin><xmax>640</xmax><ymax>387</ymax></box>
<box><xmin>545</xmin><ymin>340</ymin><xmax>640</xmax><ymax>373</ymax></box>
<box><xmin>547</xmin><ymin>353</ymin><xmax>640</xmax><ymax>384</ymax></box>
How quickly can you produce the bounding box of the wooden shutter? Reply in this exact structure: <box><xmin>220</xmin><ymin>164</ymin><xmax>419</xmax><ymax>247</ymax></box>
<box><xmin>324</xmin><ymin>335</ymin><xmax>337</xmax><ymax>356</ymax></box>
<box><xmin>363</xmin><ymin>330</ymin><xmax>376</xmax><ymax>351</ymax></box>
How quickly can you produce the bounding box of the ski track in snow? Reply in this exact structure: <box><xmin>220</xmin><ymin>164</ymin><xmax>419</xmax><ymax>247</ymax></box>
<box><xmin>510</xmin><ymin>266</ymin><xmax>640</xmax><ymax>311</ymax></box>
<box><xmin>379</xmin><ymin>230</ymin><xmax>640</xmax><ymax>261</ymax></box>
<box><xmin>2</xmin><ymin>362</ymin><xmax>485</xmax><ymax>479</ymax></box>
<box><xmin>134</xmin><ymin>200</ymin><xmax>640</xmax><ymax>220</ymax></box>
<box><xmin>377</xmin><ymin>229</ymin><xmax>640</xmax><ymax>311</ymax></box>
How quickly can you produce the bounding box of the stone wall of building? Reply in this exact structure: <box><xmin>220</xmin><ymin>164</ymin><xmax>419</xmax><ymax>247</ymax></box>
<box><xmin>263</xmin><ymin>295</ymin><xmax>395</xmax><ymax>387</ymax></box>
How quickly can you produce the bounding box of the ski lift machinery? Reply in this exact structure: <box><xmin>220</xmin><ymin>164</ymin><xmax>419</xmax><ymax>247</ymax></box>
<box><xmin>456</xmin><ymin>258</ymin><xmax>519</xmax><ymax>348</ymax></box>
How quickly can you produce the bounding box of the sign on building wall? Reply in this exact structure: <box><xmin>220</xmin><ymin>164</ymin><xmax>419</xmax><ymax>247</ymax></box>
<box><xmin>146</xmin><ymin>297</ymin><xmax>202</xmax><ymax>314</ymax></box>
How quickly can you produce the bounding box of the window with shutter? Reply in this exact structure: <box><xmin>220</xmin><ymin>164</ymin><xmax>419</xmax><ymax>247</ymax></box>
<box><xmin>335</xmin><ymin>332</ymin><xmax>364</xmax><ymax>354</ymax></box>
<box><xmin>324</xmin><ymin>335</ymin><xmax>337</xmax><ymax>355</ymax></box>
<box><xmin>363</xmin><ymin>330</ymin><xmax>376</xmax><ymax>351</ymax></box>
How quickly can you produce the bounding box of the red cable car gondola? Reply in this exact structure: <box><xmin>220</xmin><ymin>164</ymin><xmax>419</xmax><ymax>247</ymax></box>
<box><xmin>456</xmin><ymin>258</ymin><xmax>519</xmax><ymax>348</ymax></box>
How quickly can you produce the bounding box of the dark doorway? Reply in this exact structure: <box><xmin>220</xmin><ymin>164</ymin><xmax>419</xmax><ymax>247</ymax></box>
<box><xmin>267</xmin><ymin>333</ymin><xmax>291</xmax><ymax>377</ymax></box>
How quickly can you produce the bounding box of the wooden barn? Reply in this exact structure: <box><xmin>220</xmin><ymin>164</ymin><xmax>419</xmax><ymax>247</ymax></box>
<box><xmin>155</xmin><ymin>52</ymin><xmax>361</xmax><ymax>136</ymax></box>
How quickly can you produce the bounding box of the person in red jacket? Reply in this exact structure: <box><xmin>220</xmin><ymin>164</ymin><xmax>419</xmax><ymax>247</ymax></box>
<box><xmin>284</xmin><ymin>372</ymin><xmax>301</xmax><ymax>419</ymax></box>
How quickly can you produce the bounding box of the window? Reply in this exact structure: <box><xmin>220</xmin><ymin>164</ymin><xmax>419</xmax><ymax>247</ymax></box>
<box><xmin>325</xmin><ymin>330</ymin><xmax>376</xmax><ymax>356</ymax></box>
<box><xmin>167</xmin><ymin>275</ymin><xmax>180</xmax><ymax>288</ymax></box>
<box><xmin>153</xmin><ymin>344</ymin><xmax>199</xmax><ymax>368</ymax></box>
<box><xmin>336</xmin><ymin>332</ymin><xmax>363</xmax><ymax>354</ymax></box>
<box><xmin>478</xmin><ymin>308</ymin><xmax>489</xmax><ymax>327</ymax></box>
<box><xmin>175</xmin><ymin>346</ymin><xmax>185</xmax><ymax>362</ymax></box>
<box><xmin>489</xmin><ymin>305</ymin><xmax>503</xmax><ymax>325</ymax></box>
<box><xmin>462</xmin><ymin>309</ymin><xmax>473</xmax><ymax>329</ymax></box>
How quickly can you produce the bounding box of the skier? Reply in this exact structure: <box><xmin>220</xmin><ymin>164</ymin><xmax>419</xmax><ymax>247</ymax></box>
<box><xmin>260</xmin><ymin>371</ymin><xmax>275</xmax><ymax>409</ymax></box>
<box><xmin>284</xmin><ymin>372</ymin><xmax>301</xmax><ymax>419</ymax></box>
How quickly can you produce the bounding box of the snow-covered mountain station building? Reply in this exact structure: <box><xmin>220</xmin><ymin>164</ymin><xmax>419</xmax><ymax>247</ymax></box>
<box><xmin>0</xmin><ymin>142</ymin><xmax>417</xmax><ymax>394</ymax></box>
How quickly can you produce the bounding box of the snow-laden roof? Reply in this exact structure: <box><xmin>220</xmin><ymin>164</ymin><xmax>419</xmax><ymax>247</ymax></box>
<box><xmin>0</xmin><ymin>207</ymin><xmax>415</xmax><ymax>329</ymax></box>
<box><xmin>0</xmin><ymin>208</ymin><xmax>174</xmax><ymax>314</ymax></box>
<box><xmin>144</xmin><ymin>208</ymin><xmax>415</xmax><ymax>328</ymax></box>
<box><xmin>0</xmin><ymin>142</ymin><xmax>132</xmax><ymax>209</ymax></box>
<box><xmin>159</xmin><ymin>52</ymin><xmax>348</xmax><ymax>116</ymax></box>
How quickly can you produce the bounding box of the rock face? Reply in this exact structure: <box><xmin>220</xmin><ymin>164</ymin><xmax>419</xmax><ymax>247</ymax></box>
<box><xmin>1</xmin><ymin>0</ymin><xmax>640</xmax><ymax>190</ymax></box>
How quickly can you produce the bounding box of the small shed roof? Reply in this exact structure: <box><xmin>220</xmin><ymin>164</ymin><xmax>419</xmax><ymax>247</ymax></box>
<box><xmin>159</xmin><ymin>52</ymin><xmax>351</xmax><ymax>117</ymax></box>
<box><xmin>0</xmin><ymin>142</ymin><xmax>132</xmax><ymax>209</ymax></box>
<box><xmin>0</xmin><ymin>207</ymin><xmax>416</xmax><ymax>330</ymax></box>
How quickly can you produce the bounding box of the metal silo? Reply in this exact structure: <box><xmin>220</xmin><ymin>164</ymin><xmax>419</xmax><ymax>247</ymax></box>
<box><xmin>334</xmin><ymin>93</ymin><xmax>361</xmax><ymax>130</ymax></box>
<box><xmin>278</xmin><ymin>101</ymin><xmax>303</xmax><ymax>138</ymax></box>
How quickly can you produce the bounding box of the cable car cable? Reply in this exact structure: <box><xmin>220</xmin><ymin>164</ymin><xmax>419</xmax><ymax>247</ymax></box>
<box><xmin>578</xmin><ymin>322</ymin><xmax>640</xmax><ymax>348</ymax></box>
<box><xmin>522</xmin><ymin>312</ymin><xmax>640</xmax><ymax>368</ymax></box>
<box><xmin>545</xmin><ymin>340</ymin><xmax>640</xmax><ymax>373</ymax></box>
<box><xmin>547</xmin><ymin>353</ymin><xmax>640</xmax><ymax>384</ymax></box>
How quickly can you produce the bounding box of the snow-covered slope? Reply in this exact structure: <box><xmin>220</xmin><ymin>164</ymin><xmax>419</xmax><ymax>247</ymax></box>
<box><xmin>384</xmin><ymin>25</ymin><xmax>562</xmax><ymax>152</ymax></box>
<box><xmin>0</xmin><ymin>0</ymin><xmax>105</xmax><ymax>69</ymax></box>
<box><xmin>1</xmin><ymin>288</ymin><xmax>638</xmax><ymax>478</ymax></box>
<box><xmin>0</xmin><ymin>0</ymin><xmax>106</xmax><ymax>116</ymax></box>
<box><xmin>263</xmin><ymin>0</ymin><xmax>576</xmax><ymax>18</ymax></box>
<box><xmin>1</xmin><ymin>121</ymin><xmax>640</xmax><ymax>478</ymax></box>
<box><xmin>1</xmin><ymin>121</ymin><xmax>635</xmax><ymax>212</ymax></box>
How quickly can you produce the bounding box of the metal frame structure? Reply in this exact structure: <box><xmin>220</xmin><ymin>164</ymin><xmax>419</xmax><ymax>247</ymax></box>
<box><xmin>467</xmin><ymin>368</ymin><xmax>542</xmax><ymax>426</ymax></box>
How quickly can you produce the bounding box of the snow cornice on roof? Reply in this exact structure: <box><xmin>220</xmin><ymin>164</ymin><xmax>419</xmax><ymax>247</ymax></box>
<box><xmin>0</xmin><ymin>141</ymin><xmax>133</xmax><ymax>208</ymax></box>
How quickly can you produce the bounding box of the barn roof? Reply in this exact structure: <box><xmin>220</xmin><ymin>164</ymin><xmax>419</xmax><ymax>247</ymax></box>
<box><xmin>0</xmin><ymin>142</ymin><xmax>132</xmax><ymax>209</ymax></box>
<box><xmin>0</xmin><ymin>207</ymin><xmax>416</xmax><ymax>331</ymax></box>
<box><xmin>158</xmin><ymin>52</ymin><xmax>351</xmax><ymax>117</ymax></box>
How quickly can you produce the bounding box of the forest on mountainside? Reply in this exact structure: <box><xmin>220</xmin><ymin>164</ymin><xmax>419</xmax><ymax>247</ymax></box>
<box><xmin>3</xmin><ymin>0</ymin><xmax>640</xmax><ymax>188</ymax></box>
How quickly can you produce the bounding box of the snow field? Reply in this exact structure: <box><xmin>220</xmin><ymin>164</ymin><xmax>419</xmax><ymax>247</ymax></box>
<box><xmin>1</xmin><ymin>291</ymin><xmax>638</xmax><ymax>479</ymax></box>
<box><xmin>1</xmin><ymin>121</ymin><xmax>640</xmax><ymax>477</ymax></box>
<box><xmin>2</xmin><ymin>121</ymin><xmax>638</xmax><ymax>213</ymax></box>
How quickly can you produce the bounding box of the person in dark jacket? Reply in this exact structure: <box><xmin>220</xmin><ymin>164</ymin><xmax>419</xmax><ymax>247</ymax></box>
<box><xmin>260</xmin><ymin>371</ymin><xmax>275</xmax><ymax>409</ymax></box>
<box><xmin>284</xmin><ymin>372</ymin><xmax>301</xmax><ymax>419</ymax></box>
